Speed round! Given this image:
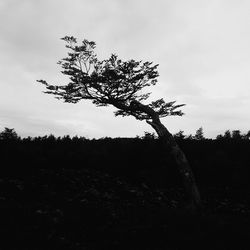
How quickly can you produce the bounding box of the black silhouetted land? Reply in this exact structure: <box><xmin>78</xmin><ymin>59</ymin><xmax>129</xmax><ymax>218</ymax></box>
<box><xmin>0</xmin><ymin>128</ymin><xmax>250</xmax><ymax>249</ymax></box>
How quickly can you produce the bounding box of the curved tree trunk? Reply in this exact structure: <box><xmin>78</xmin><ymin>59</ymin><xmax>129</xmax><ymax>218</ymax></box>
<box><xmin>147</xmin><ymin>119</ymin><xmax>201</xmax><ymax>211</ymax></box>
<box><xmin>113</xmin><ymin>100</ymin><xmax>202</xmax><ymax>211</ymax></box>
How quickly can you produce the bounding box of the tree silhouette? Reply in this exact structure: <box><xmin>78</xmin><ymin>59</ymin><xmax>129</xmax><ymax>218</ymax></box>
<box><xmin>174</xmin><ymin>130</ymin><xmax>186</xmax><ymax>140</ymax></box>
<box><xmin>0</xmin><ymin>127</ymin><xmax>19</xmax><ymax>141</ymax></box>
<box><xmin>216</xmin><ymin>134</ymin><xmax>224</xmax><ymax>140</ymax></box>
<box><xmin>194</xmin><ymin>127</ymin><xmax>205</xmax><ymax>140</ymax></box>
<box><xmin>232</xmin><ymin>130</ymin><xmax>242</xmax><ymax>140</ymax></box>
<box><xmin>244</xmin><ymin>130</ymin><xmax>250</xmax><ymax>140</ymax></box>
<box><xmin>142</xmin><ymin>131</ymin><xmax>157</xmax><ymax>140</ymax></box>
<box><xmin>224</xmin><ymin>130</ymin><xmax>232</xmax><ymax>140</ymax></box>
<box><xmin>37</xmin><ymin>36</ymin><xmax>201</xmax><ymax>210</ymax></box>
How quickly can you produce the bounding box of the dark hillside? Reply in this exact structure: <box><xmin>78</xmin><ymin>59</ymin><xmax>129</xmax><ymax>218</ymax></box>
<box><xmin>1</xmin><ymin>137</ymin><xmax>250</xmax><ymax>188</ymax></box>
<box><xmin>0</xmin><ymin>135</ymin><xmax>250</xmax><ymax>249</ymax></box>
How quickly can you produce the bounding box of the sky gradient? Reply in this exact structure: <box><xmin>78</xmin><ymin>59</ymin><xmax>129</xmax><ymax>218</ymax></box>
<box><xmin>0</xmin><ymin>0</ymin><xmax>250</xmax><ymax>138</ymax></box>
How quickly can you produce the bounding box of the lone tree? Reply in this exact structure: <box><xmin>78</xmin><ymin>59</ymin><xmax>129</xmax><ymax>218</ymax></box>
<box><xmin>37</xmin><ymin>36</ymin><xmax>201</xmax><ymax>210</ymax></box>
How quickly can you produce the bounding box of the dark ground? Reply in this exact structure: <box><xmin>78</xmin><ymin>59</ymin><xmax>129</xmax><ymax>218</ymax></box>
<box><xmin>1</xmin><ymin>137</ymin><xmax>250</xmax><ymax>249</ymax></box>
<box><xmin>0</xmin><ymin>167</ymin><xmax>250</xmax><ymax>249</ymax></box>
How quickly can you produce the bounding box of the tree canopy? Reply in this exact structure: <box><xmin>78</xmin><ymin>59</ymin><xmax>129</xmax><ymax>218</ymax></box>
<box><xmin>37</xmin><ymin>36</ymin><xmax>184</xmax><ymax>122</ymax></box>
<box><xmin>0</xmin><ymin>127</ymin><xmax>19</xmax><ymax>140</ymax></box>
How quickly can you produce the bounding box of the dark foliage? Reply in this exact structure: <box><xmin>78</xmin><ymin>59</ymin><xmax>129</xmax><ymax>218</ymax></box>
<box><xmin>37</xmin><ymin>36</ymin><xmax>185</xmax><ymax>121</ymax></box>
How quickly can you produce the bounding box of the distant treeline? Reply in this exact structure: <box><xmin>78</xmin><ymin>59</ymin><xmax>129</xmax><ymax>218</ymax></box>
<box><xmin>0</xmin><ymin>127</ymin><xmax>250</xmax><ymax>190</ymax></box>
<box><xmin>0</xmin><ymin>127</ymin><xmax>250</xmax><ymax>141</ymax></box>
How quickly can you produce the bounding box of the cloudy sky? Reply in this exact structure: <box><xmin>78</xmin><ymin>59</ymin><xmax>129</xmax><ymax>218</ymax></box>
<box><xmin>0</xmin><ymin>0</ymin><xmax>250</xmax><ymax>138</ymax></box>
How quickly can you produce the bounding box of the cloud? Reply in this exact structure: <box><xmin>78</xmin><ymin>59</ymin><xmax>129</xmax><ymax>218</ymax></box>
<box><xmin>0</xmin><ymin>0</ymin><xmax>250</xmax><ymax>138</ymax></box>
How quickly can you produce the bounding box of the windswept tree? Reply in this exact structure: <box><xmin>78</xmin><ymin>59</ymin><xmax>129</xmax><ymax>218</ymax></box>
<box><xmin>37</xmin><ymin>36</ymin><xmax>201</xmax><ymax>210</ymax></box>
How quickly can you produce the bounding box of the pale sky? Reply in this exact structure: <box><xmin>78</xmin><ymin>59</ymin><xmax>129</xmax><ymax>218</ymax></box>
<box><xmin>0</xmin><ymin>0</ymin><xmax>250</xmax><ymax>138</ymax></box>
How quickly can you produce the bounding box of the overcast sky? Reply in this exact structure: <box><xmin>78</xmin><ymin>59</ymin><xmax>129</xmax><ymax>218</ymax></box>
<box><xmin>0</xmin><ymin>0</ymin><xmax>250</xmax><ymax>138</ymax></box>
